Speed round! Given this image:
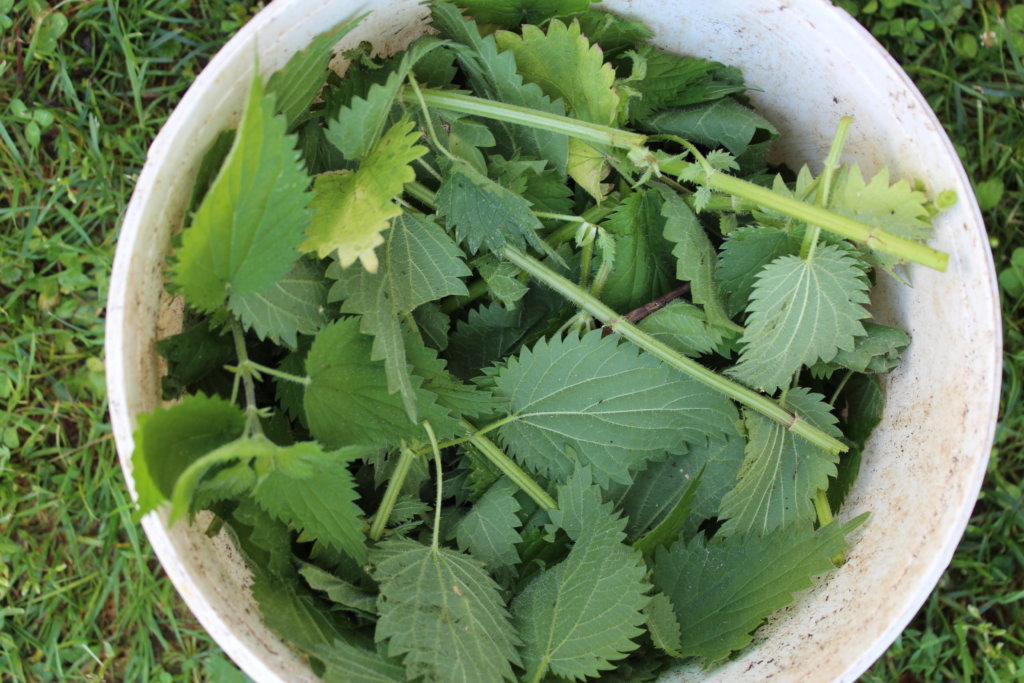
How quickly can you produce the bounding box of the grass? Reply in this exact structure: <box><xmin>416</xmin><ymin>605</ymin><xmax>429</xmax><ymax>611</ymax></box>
<box><xmin>0</xmin><ymin>0</ymin><xmax>1020</xmax><ymax>681</ymax></box>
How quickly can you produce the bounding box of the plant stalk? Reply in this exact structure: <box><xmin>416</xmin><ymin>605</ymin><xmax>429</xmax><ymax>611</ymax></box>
<box><xmin>503</xmin><ymin>246</ymin><xmax>849</xmax><ymax>454</ymax></box>
<box><xmin>409</xmin><ymin>87</ymin><xmax>948</xmax><ymax>271</ymax></box>
<box><xmin>459</xmin><ymin>419</ymin><xmax>557</xmax><ymax>511</ymax></box>
<box><xmin>369</xmin><ymin>446</ymin><xmax>417</xmax><ymax>541</ymax></box>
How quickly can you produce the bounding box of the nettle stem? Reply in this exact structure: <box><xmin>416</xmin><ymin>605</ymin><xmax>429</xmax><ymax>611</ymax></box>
<box><xmin>407</xmin><ymin>87</ymin><xmax>948</xmax><ymax>271</ymax></box>
<box><xmin>369</xmin><ymin>446</ymin><xmax>418</xmax><ymax>541</ymax></box>
<box><xmin>503</xmin><ymin>246</ymin><xmax>849</xmax><ymax>454</ymax></box>
<box><xmin>459</xmin><ymin>419</ymin><xmax>557</xmax><ymax>511</ymax></box>
<box><xmin>230</xmin><ymin>321</ymin><xmax>264</xmax><ymax>438</ymax></box>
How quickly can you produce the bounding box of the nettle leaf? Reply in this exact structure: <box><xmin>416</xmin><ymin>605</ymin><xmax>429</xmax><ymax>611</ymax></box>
<box><xmin>810</xmin><ymin>321</ymin><xmax>910</xmax><ymax>378</ymax></box>
<box><xmin>718</xmin><ymin>387</ymin><xmax>841</xmax><ymax>536</ymax></box>
<box><xmin>435</xmin><ymin>161</ymin><xmax>545</xmax><ymax>255</ymax></box>
<box><xmin>445</xmin><ymin>299</ymin><xmax>551</xmax><ymax>380</ymax></box>
<box><xmin>174</xmin><ymin>70</ymin><xmax>311</xmax><ymax>313</ymax></box>
<box><xmin>251</xmin><ymin>444</ymin><xmax>369</xmax><ymax>564</ymax></box>
<box><xmin>829</xmin><ymin>164</ymin><xmax>933</xmax><ymax>277</ymax></box>
<box><xmin>432</xmin><ymin>2</ymin><xmax>568</xmax><ymax>174</ymax></box>
<box><xmin>405</xmin><ymin>337</ymin><xmax>505</xmax><ymax>421</ymax></box>
<box><xmin>636</xmin><ymin>301</ymin><xmax>730</xmax><ymax>358</ymax></box>
<box><xmin>717</xmin><ymin>225</ymin><xmax>802</xmax><ymax>316</ymax></box>
<box><xmin>304</xmin><ymin>318</ymin><xmax>448</xmax><ymax>449</ymax></box>
<box><xmin>728</xmin><ymin>244</ymin><xmax>871</xmax><ymax>393</ymax></box>
<box><xmin>326</xmin><ymin>39</ymin><xmax>443</xmax><ymax>161</ymax></box>
<box><xmin>567</xmin><ymin>138</ymin><xmax>611</xmax><ymax>203</ymax></box>
<box><xmin>624</xmin><ymin>45</ymin><xmax>720</xmax><ymax>121</ymax></box>
<box><xmin>372</xmin><ymin>539</ymin><xmax>521</xmax><ymax>682</ymax></box>
<box><xmin>495</xmin><ymin>19</ymin><xmax>619</xmax><ymax>125</ymax></box>
<box><xmin>312</xmin><ymin>639</ymin><xmax>406</xmax><ymax>683</ymax></box>
<box><xmin>656</xmin><ymin>185</ymin><xmax>736</xmax><ymax>330</ymax></box>
<box><xmin>574</xmin><ymin>9</ymin><xmax>654</xmax><ymax>57</ymax></box>
<box><xmin>302</xmin><ymin>118</ymin><xmax>427</xmax><ymax>272</ymax></box>
<box><xmin>231</xmin><ymin>257</ymin><xmax>328</xmax><ymax>347</ymax></box>
<box><xmin>476</xmin><ymin>255</ymin><xmax>529</xmax><ymax>309</ymax></box>
<box><xmin>599</xmin><ymin>188</ymin><xmax>674</xmax><ymax>312</ymax></box>
<box><xmin>652</xmin><ymin>515</ymin><xmax>866</xmax><ymax>662</ymax></box>
<box><xmin>512</xmin><ymin>468</ymin><xmax>649</xmax><ymax>681</ymax></box>
<box><xmin>299</xmin><ymin>562</ymin><xmax>378</xmax><ymax>618</ymax></box>
<box><xmin>616</xmin><ymin>447</ymin><xmax>693</xmax><ymax>540</ymax></box>
<box><xmin>131</xmin><ymin>393</ymin><xmax>245</xmax><ymax>516</ymax></box>
<box><xmin>644</xmin><ymin>593</ymin><xmax>684</xmax><ymax>658</ymax></box>
<box><xmin>493</xmin><ymin>331</ymin><xmax>737</xmax><ymax>487</ymax></box>
<box><xmin>266</xmin><ymin>15</ymin><xmax>365</xmax><ymax>127</ymax></box>
<box><xmin>330</xmin><ymin>212</ymin><xmax>470</xmax><ymax>418</ymax></box>
<box><xmin>454</xmin><ymin>0</ymin><xmax>591</xmax><ymax>28</ymax></box>
<box><xmin>453</xmin><ymin>477</ymin><xmax>523</xmax><ymax>571</ymax></box>
<box><xmin>642</xmin><ymin>98</ymin><xmax>778</xmax><ymax>157</ymax></box>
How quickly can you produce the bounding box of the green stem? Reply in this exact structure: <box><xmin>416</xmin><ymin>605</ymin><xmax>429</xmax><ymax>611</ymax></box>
<box><xmin>403</xmin><ymin>87</ymin><xmax>647</xmax><ymax>150</ymax></box>
<box><xmin>242</xmin><ymin>360</ymin><xmax>311</xmax><ymax>386</ymax></box>
<box><xmin>369</xmin><ymin>446</ymin><xmax>417</xmax><ymax>541</ymax></box>
<box><xmin>503</xmin><ymin>246</ymin><xmax>849</xmax><ymax>454</ymax></box>
<box><xmin>460</xmin><ymin>419</ymin><xmax>557</xmax><ymax>511</ymax></box>
<box><xmin>663</xmin><ymin>158</ymin><xmax>948</xmax><ymax>271</ymax></box>
<box><xmin>801</xmin><ymin>116</ymin><xmax>853</xmax><ymax>261</ymax></box>
<box><xmin>408</xmin><ymin>76</ymin><xmax>457</xmax><ymax>162</ymax></box>
<box><xmin>430</xmin><ymin>413</ymin><xmax>521</xmax><ymax>452</ymax></box>
<box><xmin>230</xmin><ymin>321</ymin><xmax>264</xmax><ymax>438</ymax></box>
<box><xmin>407</xmin><ymin>87</ymin><xmax>947</xmax><ymax>270</ymax></box>
<box><xmin>423</xmin><ymin>421</ymin><xmax>444</xmax><ymax>551</ymax></box>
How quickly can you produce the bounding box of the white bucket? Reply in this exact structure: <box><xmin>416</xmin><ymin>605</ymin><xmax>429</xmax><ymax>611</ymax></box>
<box><xmin>105</xmin><ymin>1</ymin><xmax>1002</xmax><ymax>680</ymax></box>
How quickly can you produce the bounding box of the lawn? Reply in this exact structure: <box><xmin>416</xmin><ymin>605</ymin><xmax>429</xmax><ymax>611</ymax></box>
<box><xmin>1</xmin><ymin>1</ymin><xmax>1021</xmax><ymax>681</ymax></box>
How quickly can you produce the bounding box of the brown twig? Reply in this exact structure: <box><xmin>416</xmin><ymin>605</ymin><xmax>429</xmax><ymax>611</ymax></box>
<box><xmin>601</xmin><ymin>283</ymin><xmax>691</xmax><ymax>337</ymax></box>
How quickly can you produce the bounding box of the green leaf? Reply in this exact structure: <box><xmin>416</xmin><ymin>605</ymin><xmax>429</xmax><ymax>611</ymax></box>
<box><xmin>494</xmin><ymin>332</ymin><xmax>737</xmax><ymax>487</ymax></box>
<box><xmin>174</xmin><ymin>69</ymin><xmax>311</xmax><ymax>313</ymax></box>
<box><xmin>325</xmin><ymin>39</ymin><xmax>442</xmax><ymax>161</ymax></box>
<box><xmin>453</xmin><ymin>477</ymin><xmax>523</xmax><ymax>571</ymax></box>
<box><xmin>718</xmin><ymin>388</ymin><xmax>841</xmax><ymax>536</ymax></box>
<box><xmin>453</xmin><ymin>0</ymin><xmax>591</xmax><ymax>28</ymax></box>
<box><xmin>652</xmin><ymin>515</ymin><xmax>866</xmax><ymax>662</ymax></box>
<box><xmin>251</xmin><ymin>443</ymin><xmax>369</xmax><ymax>564</ymax></box>
<box><xmin>329</xmin><ymin>212</ymin><xmax>470</xmax><ymax>419</ymax></box>
<box><xmin>435</xmin><ymin>161</ymin><xmax>545</xmax><ymax>254</ymax></box>
<box><xmin>717</xmin><ymin>225</ymin><xmax>802</xmax><ymax>316</ymax></box>
<box><xmin>495</xmin><ymin>19</ymin><xmax>620</xmax><ymax>125</ymax></box>
<box><xmin>656</xmin><ymin>185</ymin><xmax>737</xmax><ymax>330</ymax></box>
<box><xmin>131</xmin><ymin>394</ymin><xmax>244</xmax><ymax>515</ymax></box>
<box><xmin>266</xmin><ymin>15</ymin><xmax>365</xmax><ymax>127</ymax></box>
<box><xmin>372</xmin><ymin>539</ymin><xmax>521</xmax><ymax>682</ymax></box>
<box><xmin>728</xmin><ymin>244</ymin><xmax>871</xmax><ymax>393</ymax></box>
<box><xmin>599</xmin><ymin>188</ymin><xmax>675</xmax><ymax>312</ymax></box>
<box><xmin>644</xmin><ymin>593</ymin><xmax>684</xmax><ymax>658</ymax></box>
<box><xmin>574</xmin><ymin>9</ymin><xmax>654</xmax><ymax>57</ymax></box>
<box><xmin>313</xmin><ymin>639</ymin><xmax>406</xmax><ymax>683</ymax></box>
<box><xmin>302</xmin><ymin>118</ymin><xmax>427</xmax><ymax>272</ymax></box>
<box><xmin>623</xmin><ymin>45</ymin><xmax>726</xmax><ymax>121</ymax></box>
<box><xmin>249</xmin><ymin>564</ymin><xmax>359</xmax><ymax>657</ymax></box>
<box><xmin>230</xmin><ymin>257</ymin><xmax>328</xmax><ymax>347</ymax></box>
<box><xmin>432</xmin><ymin>2</ymin><xmax>568</xmax><ymax>174</ymax></box>
<box><xmin>155</xmin><ymin>320</ymin><xmax>235</xmax><ymax>399</ymax></box>
<box><xmin>299</xmin><ymin>562</ymin><xmax>378</xmax><ymax>617</ymax></box>
<box><xmin>636</xmin><ymin>301</ymin><xmax>729</xmax><ymax>358</ymax></box>
<box><xmin>476</xmin><ymin>255</ymin><xmax>529</xmax><ymax>309</ymax></box>
<box><xmin>828</xmin><ymin>164</ymin><xmax>933</xmax><ymax>277</ymax></box>
<box><xmin>304</xmin><ymin>318</ymin><xmax>445</xmax><ymax>448</ymax></box>
<box><xmin>837</xmin><ymin>372</ymin><xmax>886</xmax><ymax>448</ymax></box>
<box><xmin>810</xmin><ymin>321</ymin><xmax>910</xmax><ymax>378</ymax></box>
<box><xmin>274</xmin><ymin>346</ymin><xmax>309</xmax><ymax>426</ymax></box>
<box><xmin>512</xmin><ymin>467</ymin><xmax>649</xmax><ymax>680</ymax></box>
<box><xmin>642</xmin><ymin>98</ymin><xmax>778</xmax><ymax>157</ymax></box>
<box><xmin>632</xmin><ymin>467</ymin><xmax>703</xmax><ymax>555</ymax></box>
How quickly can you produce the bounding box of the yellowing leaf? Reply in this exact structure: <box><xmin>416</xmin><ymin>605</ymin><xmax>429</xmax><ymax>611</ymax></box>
<box><xmin>567</xmin><ymin>138</ymin><xmax>610</xmax><ymax>202</ymax></box>
<box><xmin>301</xmin><ymin>118</ymin><xmax>426</xmax><ymax>271</ymax></box>
<box><xmin>495</xmin><ymin>19</ymin><xmax>619</xmax><ymax>125</ymax></box>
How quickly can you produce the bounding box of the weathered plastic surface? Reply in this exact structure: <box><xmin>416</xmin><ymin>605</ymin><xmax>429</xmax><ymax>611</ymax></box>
<box><xmin>105</xmin><ymin>1</ymin><xmax>1001</xmax><ymax>681</ymax></box>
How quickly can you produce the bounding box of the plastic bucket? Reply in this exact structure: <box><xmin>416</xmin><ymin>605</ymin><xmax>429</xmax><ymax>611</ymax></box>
<box><xmin>105</xmin><ymin>1</ymin><xmax>1002</xmax><ymax>680</ymax></box>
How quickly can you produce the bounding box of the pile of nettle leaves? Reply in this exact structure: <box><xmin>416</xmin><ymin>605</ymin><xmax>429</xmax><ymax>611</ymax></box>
<box><xmin>132</xmin><ymin>1</ymin><xmax>952</xmax><ymax>680</ymax></box>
